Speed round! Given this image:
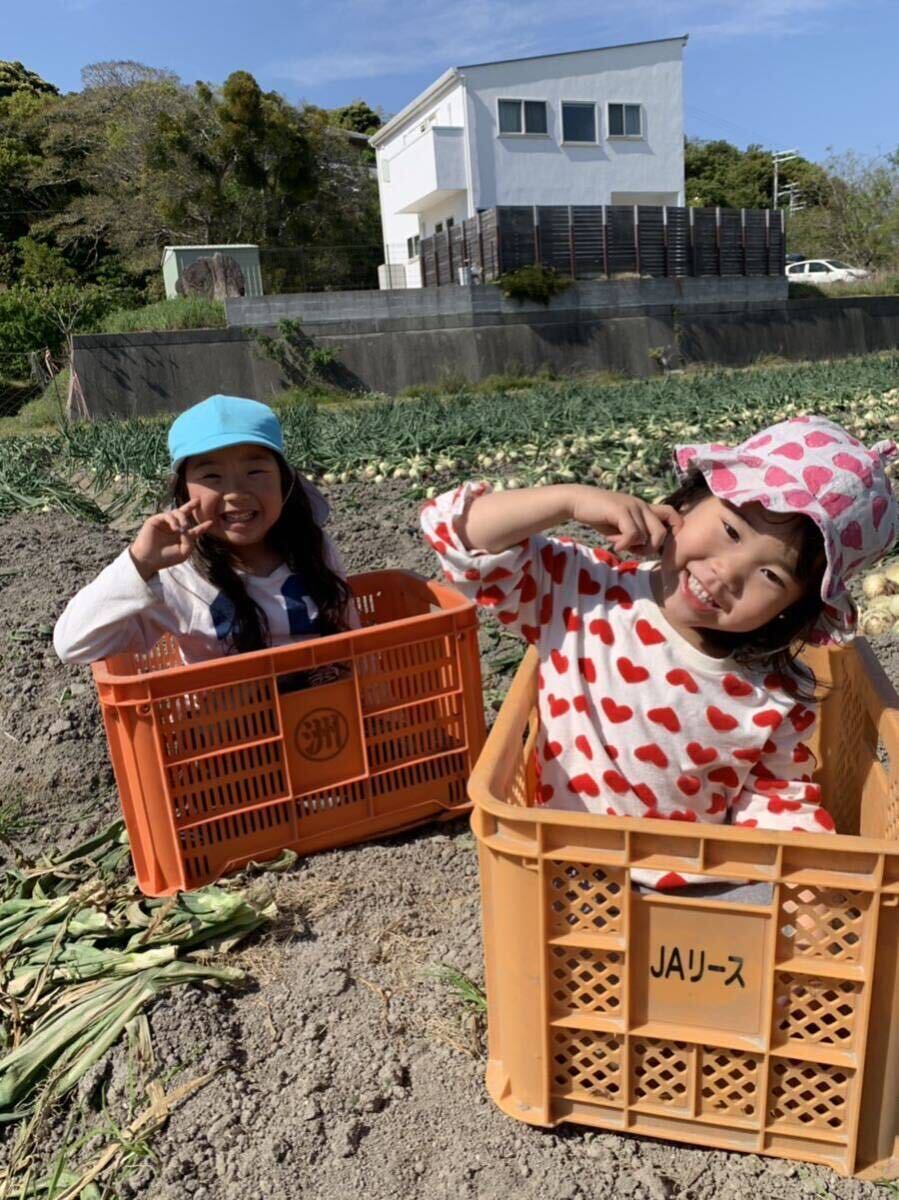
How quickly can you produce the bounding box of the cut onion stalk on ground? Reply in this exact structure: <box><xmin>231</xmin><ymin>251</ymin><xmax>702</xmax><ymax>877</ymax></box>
<box><xmin>0</xmin><ymin>821</ymin><xmax>275</xmax><ymax>1121</ymax></box>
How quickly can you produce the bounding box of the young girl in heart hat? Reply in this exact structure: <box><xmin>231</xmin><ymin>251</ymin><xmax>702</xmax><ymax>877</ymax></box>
<box><xmin>422</xmin><ymin>415</ymin><xmax>897</xmax><ymax>888</ymax></box>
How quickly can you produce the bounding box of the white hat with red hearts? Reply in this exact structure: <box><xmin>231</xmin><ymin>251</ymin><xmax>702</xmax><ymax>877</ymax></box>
<box><xmin>674</xmin><ymin>415</ymin><xmax>898</xmax><ymax>645</ymax></box>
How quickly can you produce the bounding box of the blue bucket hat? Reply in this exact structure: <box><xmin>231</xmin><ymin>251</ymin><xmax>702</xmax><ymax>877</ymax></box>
<box><xmin>168</xmin><ymin>395</ymin><xmax>284</xmax><ymax>470</ymax></box>
<box><xmin>168</xmin><ymin>394</ymin><xmax>331</xmax><ymax>526</ymax></box>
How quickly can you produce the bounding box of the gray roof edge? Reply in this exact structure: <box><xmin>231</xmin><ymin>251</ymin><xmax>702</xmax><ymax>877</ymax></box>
<box><xmin>457</xmin><ymin>34</ymin><xmax>689</xmax><ymax>71</ymax></box>
<box><xmin>370</xmin><ymin>36</ymin><xmax>687</xmax><ymax>149</ymax></box>
<box><xmin>369</xmin><ymin>68</ymin><xmax>460</xmax><ymax>147</ymax></box>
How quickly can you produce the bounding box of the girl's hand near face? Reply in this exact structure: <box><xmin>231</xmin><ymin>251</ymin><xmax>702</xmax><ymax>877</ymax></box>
<box><xmin>129</xmin><ymin>499</ymin><xmax>214</xmax><ymax>580</ymax></box>
<box><xmin>463</xmin><ymin>483</ymin><xmax>682</xmax><ymax>556</ymax></box>
<box><xmin>570</xmin><ymin>489</ymin><xmax>683</xmax><ymax>556</ymax></box>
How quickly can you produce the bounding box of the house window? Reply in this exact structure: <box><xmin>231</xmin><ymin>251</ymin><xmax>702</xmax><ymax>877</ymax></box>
<box><xmin>435</xmin><ymin>222</ymin><xmax>444</xmax><ymax>234</ymax></box>
<box><xmin>497</xmin><ymin>98</ymin><xmax>548</xmax><ymax>136</ymax></box>
<box><xmin>446</xmin><ymin>217</ymin><xmax>455</xmax><ymax>229</ymax></box>
<box><xmin>406</xmin><ymin>235</ymin><xmax>421</xmax><ymax>259</ymax></box>
<box><xmin>562</xmin><ymin>102</ymin><xmax>597</xmax><ymax>143</ymax></box>
<box><xmin>608</xmin><ymin>103</ymin><xmax>642</xmax><ymax>138</ymax></box>
<box><xmin>380</xmin><ymin>156</ymin><xmax>390</xmax><ymax>182</ymax></box>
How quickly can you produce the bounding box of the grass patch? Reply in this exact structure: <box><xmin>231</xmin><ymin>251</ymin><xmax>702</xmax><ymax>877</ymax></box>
<box><xmin>789</xmin><ymin>272</ymin><xmax>899</xmax><ymax>300</ymax></box>
<box><xmin>432</xmin><ymin>965</ymin><xmax>487</xmax><ymax>1012</ymax></box>
<box><xmin>93</xmin><ymin>298</ymin><xmax>226</xmax><ymax>335</ymax></box>
<box><xmin>0</xmin><ymin>369</ymin><xmax>69</xmax><ymax>438</ymax></box>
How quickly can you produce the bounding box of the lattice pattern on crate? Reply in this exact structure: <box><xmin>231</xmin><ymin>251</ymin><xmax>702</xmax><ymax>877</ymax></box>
<box><xmin>356</xmin><ymin>636</ymin><xmax>458</xmax><ymax>711</ymax></box>
<box><xmin>549</xmin><ymin>947</ymin><xmax>623</xmax><ymax>1015</ymax></box>
<box><xmin>166</xmin><ymin>740</ymin><xmax>288</xmax><ymax>824</ymax></box>
<box><xmin>773</xmin><ymin>973</ymin><xmax>861</xmax><ymax>1048</ymax></box>
<box><xmin>363</xmin><ymin>693</ymin><xmax>465</xmax><ymax>772</ymax></box>
<box><xmin>777</xmin><ymin>884</ymin><xmax>868</xmax><ymax>964</ymax></box>
<box><xmin>550</xmin><ymin>1029</ymin><xmax>624</xmax><ymax>1105</ymax></box>
<box><xmin>632</xmin><ymin>1039</ymin><xmax>691</xmax><ymax>1110</ymax></box>
<box><xmin>154</xmin><ymin>679</ymin><xmax>279</xmax><ymax>762</ymax></box>
<box><xmin>699</xmin><ymin>1048</ymin><xmax>761</xmax><ymax>1123</ymax></box>
<box><xmin>767</xmin><ymin>1058</ymin><xmax>853</xmax><ymax>1136</ymax></box>
<box><xmin>547</xmin><ymin>862</ymin><xmax>625</xmax><ymax>938</ymax></box>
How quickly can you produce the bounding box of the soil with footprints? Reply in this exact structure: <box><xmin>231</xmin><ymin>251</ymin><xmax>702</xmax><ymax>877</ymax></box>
<box><xmin>0</xmin><ymin>479</ymin><xmax>896</xmax><ymax>1200</ymax></box>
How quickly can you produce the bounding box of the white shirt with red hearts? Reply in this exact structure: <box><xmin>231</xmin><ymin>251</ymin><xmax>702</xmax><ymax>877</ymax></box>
<box><xmin>422</xmin><ymin>483</ymin><xmax>834</xmax><ymax>889</ymax></box>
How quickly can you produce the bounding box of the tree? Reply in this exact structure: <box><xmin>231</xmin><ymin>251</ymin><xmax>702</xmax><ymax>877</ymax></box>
<box><xmin>0</xmin><ymin>60</ymin><xmax>383</xmax><ymax>295</ymax></box>
<box><xmin>685</xmin><ymin>138</ymin><xmax>827</xmax><ymax>210</ymax></box>
<box><xmin>330</xmin><ymin>99</ymin><xmax>382</xmax><ymax>135</ymax></box>
<box><xmin>0</xmin><ymin>87</ymin><xmax>64</xmax><ymax>278</ymax></box>
<box><xmin>28</xmin><ymin>63</ymin><xmax>196</xmax><ymax>275</ymax></box>
<box><xmin>81</xmin><ymin>61</ymin><xmax>178</xmax><ymax>90</ymax></box>
<box><xmin>0</xmin><ymin>62</ymin><xmax>58</xmax><ymax>101</ymax></box>
<box><xmin>788</xmin><ymin>150</ymin><xmax>899</xmax><ymax>268</ymax></box>
<box><xmin>149</xmin><ymin>71</ymin><xmax>318</xmax><ymax>246</ymax></box>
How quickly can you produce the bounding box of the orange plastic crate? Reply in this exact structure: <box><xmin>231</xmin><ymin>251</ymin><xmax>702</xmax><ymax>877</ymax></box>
<box><xmin>468</xmin><ymin>641</ymin><xmax>899</xmax><ymax>1179</ymax></box>
<box><xmin>93</xmin><ymin>570</ymin><xmax>485</xmax><ymax>896</ymax></box>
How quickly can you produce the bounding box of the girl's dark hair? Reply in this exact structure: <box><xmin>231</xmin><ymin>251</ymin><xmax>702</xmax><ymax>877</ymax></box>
<box><xmin>172</xmin><ymin>454</ymin><xmax>352</xmax><ymax>655</ymax></box>
<box><xmin>664</xmin><ymin>469</ymin><xmax>831</xmax><ymax>702</ymax></box>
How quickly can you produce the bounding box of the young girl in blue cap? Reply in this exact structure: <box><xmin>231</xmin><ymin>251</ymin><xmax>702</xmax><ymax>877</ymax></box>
<box><xmin>55</xmin><ymin>395</ymin><xmax>355</xmax><ymax>664</ymax></box>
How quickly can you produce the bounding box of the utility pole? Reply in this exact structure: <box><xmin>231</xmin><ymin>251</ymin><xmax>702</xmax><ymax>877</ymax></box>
<box><xmin>772</xmin><ymin>149</ymin><xmax>798</xmax><ymax>209</ymax></box>
<box><xmin>782</xmin><ymin>182</ymin><xmax>805</xmax><ymax>214</ymax></box>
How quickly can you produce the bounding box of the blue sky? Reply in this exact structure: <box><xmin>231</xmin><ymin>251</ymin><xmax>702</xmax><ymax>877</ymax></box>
<box><xmin>5</xmin><ymin>0</ymin><xmax>897</xmax><ymax>163</ymax></box>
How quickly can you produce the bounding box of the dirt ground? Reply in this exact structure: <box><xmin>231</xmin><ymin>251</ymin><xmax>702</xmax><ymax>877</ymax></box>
<box><xmin>1</xmin><ymin>481</ymin><xmax>897</xmax><ymax>1200</ymax></box>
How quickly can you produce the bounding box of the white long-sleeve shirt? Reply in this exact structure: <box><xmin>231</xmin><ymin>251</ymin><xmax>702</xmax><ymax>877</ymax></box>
<box><xmin>423</xmin><ymin>483</ymin><xmax>834</xmax><ymax>888</ymax></box>
<box><xmin>54</xmin><ymin>537</ymin><xmax>354</xmax><ymax>665</ymax></box>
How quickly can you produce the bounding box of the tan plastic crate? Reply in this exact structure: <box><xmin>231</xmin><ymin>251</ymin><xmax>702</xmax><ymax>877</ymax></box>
<box><xmin>469</xmin><ymin>640</ymin><xmax>899</xmax><ymax>1178</ymax></box>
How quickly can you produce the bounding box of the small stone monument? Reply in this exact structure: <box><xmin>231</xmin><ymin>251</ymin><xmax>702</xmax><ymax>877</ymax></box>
<box><xmin>175</xmin><ymin>252</ymin><xmax>246</xmax><ymax>301</ymax></box>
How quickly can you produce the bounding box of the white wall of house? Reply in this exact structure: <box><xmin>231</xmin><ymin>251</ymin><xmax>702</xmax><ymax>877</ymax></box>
<box><xmin>463</xmin><ymin>40</ymin><xmax>684</xmax><ymax>212</ymax></box>
<box><xmin>372</xmin><ymin>38</ymin><xmax>686</xmax><ymax>287</ymax></box>
<box><xmin>375</xmin><ymin>79</ymin><xmax>466</xmax><ymax>272</ymax></box>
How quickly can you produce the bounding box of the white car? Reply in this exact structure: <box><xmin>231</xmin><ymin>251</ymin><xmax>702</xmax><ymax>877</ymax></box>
<box><xmin>786</xmin><ymin>259</ymin><xmax>870</xmax><ymax>283</ymax></box>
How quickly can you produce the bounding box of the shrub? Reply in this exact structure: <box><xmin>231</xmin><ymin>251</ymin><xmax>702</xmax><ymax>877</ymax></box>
<box><xmin>0</xmin><ymin>283</ymin><xmax>128</xmax><ymax>376</ymax></box>
<box><xmin>496</xmin><ymin>264</ymin><xmax>572</xmax><ymax>305</ymax></box>
<box><xmin>248</xmin><ymin>319</ymin><xmax>342</xmax><ymax>389</ymax></box>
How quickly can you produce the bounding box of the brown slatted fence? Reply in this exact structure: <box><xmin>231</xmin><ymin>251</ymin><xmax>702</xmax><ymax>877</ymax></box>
<box><xmin>637</xmin><ymin>206</ymin><xmax>666</xmax><ymax>277</ymax></box>
<box><xmin>417</xmin><ymin>205</ymin><xmax>784</xmax><ymax>285</ymax></box>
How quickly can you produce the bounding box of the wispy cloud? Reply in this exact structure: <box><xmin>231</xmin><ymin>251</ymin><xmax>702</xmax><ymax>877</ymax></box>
<box><xmin>688</xmin><ymin>0</ymin><xmax>858</xmax><ymax>37</ymax></box>
<box><xmin>270</xmin><ymin>0</ymin><xmax>858</xmax><ymax>88</ymax></box>
<box><xmin>271</xmin><ymin>0</ymin><xmax>549</xmax><ymax>86</ymax></box>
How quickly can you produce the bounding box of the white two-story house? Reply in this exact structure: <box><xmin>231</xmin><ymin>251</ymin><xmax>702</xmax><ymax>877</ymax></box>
<box><xmin>371</xmin><ymin>36</ymin><xmax>688</xmax><ymax>287</ymax></box>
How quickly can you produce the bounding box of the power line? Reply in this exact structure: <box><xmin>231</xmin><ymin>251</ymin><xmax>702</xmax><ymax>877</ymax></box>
<box><xmin>684</xmin><ymin>104</ymin><xmax>761</xmax><ymax>142</ymax></box>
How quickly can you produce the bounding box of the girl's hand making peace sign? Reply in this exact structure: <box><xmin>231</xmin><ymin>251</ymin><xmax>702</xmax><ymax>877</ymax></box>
<box><xmin>129</xmin><ymin>499</ymin><xmax>213</xmax><ymax>580</ymax></box>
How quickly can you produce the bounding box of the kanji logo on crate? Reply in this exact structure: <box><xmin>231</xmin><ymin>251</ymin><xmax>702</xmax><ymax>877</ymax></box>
<box><xmin>295</xmin><ymin>707</ymin><xmax>350</xmax><ymax>761</ymax></box>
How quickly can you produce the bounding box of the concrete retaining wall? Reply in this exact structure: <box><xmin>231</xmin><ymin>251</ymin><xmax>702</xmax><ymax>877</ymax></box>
<box><xmin>225</xmin><ymin>277</ymin><xmax>787</xmax><ymax>327</ymax></box>
<box><xmin>72</xmin><ymin>292</ymin><xmax>899</xmax><ymax>421</ymax></box>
